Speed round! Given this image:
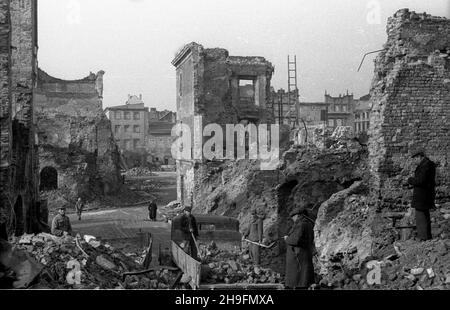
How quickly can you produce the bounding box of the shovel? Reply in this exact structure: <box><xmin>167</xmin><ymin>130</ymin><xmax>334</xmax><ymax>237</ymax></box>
<box><xmin>243</xmin><ymin>239</ymin><xmax>276</xmax><ymax>248</ymax></box>
<box><xmin>191</xmin><ymin>232</ymin><xmax>203</xmax><ymax>261</ymax></box>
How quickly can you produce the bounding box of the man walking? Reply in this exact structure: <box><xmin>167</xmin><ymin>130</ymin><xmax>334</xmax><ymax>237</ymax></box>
<box><xmin>407</xmin><ymin>149</ymin><xmax>436</xmax><ymax>241</ymax></box>
<box><xmin>284</xmin><ymin>206</ymin><xmax>315</xmax><ymax>289</ymax></box>
<box><xmin>148</xmin><ymin>200</ymin><xmax>158</xmax><ymax>221</ymax></box>
<box><xmin>179</xmin><ymin>206</ymin><xmax>199</xmax><ymax>260</ymax></box>
<box><xmin>51</xmin><ymin>207</ymin><xmax>73</xmax><ymax>237</ymax></box>
<box><xmin>244</xmin><ymin>209</ymin><xmax>264</xmax><ymax>265</ymax></box>
<box><xmin>75</xmin><ymin>198</ymin><xmax>84</xmax><ymax>221</ymax></box>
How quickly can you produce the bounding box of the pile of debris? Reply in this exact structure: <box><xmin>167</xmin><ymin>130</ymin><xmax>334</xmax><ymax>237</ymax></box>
<box><xmin>199</xmin><ymin>243</ymin><xmax>283</xmax><ymax>285</ymax></box>
<box><xmin>319</xmin><ymin>238</ymin><xmax>450</xmax><ymax>290</ymax></box>
<box><xmin>3</xmin><ymin>233</ymin><xmax>178</xmax><ymax>289</ymax></box>
<box><xmin>125</xmin><ymin>167</ymin><xmax>155</xmax><ymax>177</ymax></box>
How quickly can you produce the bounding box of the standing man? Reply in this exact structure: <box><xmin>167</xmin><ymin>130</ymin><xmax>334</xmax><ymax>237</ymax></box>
<box><xmin>51</xmin><ymin>207</ymin><xmax>73</xmax><ymax>237</ymax></box>
<box><xmin>244</xmin><ymin>209</ymin><xmax>264</xmax><ymax>265</ymax></box>
<box><xmin>180</xmin><ymin>206</ymin><xmax>199</xmax><ymax>260</ymax></box>
<box><xmin>407</xmin><ymin>149</ymin><xmax>436</xmax><ymax>241</ymax></box>
<box><xmin>75</xmin><ymin>198</ymin><xmax>84</xmax><ymax>221</ymax></box>
<box><xmin>148</xmin><ymin>200</ymin><xmax>158</xmax><ymax>221</ymax></box>
<box><xmin>284</xmin><ymin>206</ymin><xmax>315</xmax><ymax>289</ymax></box>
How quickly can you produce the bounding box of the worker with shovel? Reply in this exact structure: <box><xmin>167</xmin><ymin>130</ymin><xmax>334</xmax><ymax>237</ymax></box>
<box><xmin>243</xmin><ymin>209</ymin><xmax>264</xmax><ymax>266</ymax></box>
<box><xmin>180</xmin><ymin>206</ymin><xmax>199</xmax><ymax>260</ymax></box>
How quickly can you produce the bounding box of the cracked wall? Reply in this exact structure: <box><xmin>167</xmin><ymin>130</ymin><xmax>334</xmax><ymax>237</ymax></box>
<box><xmin>0</xmin><ymin>0</ymin><xmax>42</xmax><ymax>237</ymax></box>
<box><xmin>172</xmin><ymin>42</ymin><xmax>275</xmax><ymax>206</ymax></box>
<box><xmin>34</xmin><ymin>68</ymin><xmax>122</xmax><ymax>208</ymax></box>
<box><xmin>369</xmin><ymin>9</ymin><xmax>450</xmax><ymax>209</ymax></box>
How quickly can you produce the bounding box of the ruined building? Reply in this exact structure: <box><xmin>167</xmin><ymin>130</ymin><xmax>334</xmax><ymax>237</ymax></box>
<box><xmin>34</xmin><ymin>68</ymin><xmax>122</xmax><ymax>208</ymax></box>
<box><xmin>0</xmin><ymin>0</ymin><xmax>43</xmax><ymax>237</ymax></box>
<box><xmin>171</xmin><ymin>42</ymin><xmax>275</xmax><ymax>207</ymax></box>
<box><xmin>369</xmin><ymin>9</ymin><xmax>450</xmax><ymax>208</ymax></box>
<box><xmin>324</xmin><ymin>91</ymin><xmax>354</xmax><ymax>129</ymax></box>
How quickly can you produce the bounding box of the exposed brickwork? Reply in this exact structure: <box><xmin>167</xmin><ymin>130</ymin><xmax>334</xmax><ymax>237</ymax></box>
<box><xmin>34</xmin><ymin>68</ymin><xmax>122</xmax><ymax>205</ymax></box>
<box><xmin>369</xmin><ymin>9</ymin><xmax>450</xmax><ymax>208</ymax></box>
<box><xmin>172</xmin><ymin>42</ymin><xmax>274</xmax><ymax>206</ymax></box>
<box><xmin>0</xmin><ymin>0</ymin><xmax>42</xmax><ymax>236</ymax></box>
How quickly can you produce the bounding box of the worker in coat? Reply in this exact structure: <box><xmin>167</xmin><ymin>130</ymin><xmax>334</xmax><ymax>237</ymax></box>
<box><xmin>148</xmin><ymin>200</ymin><xmax>158</xmax><ymax>221</ymax></box>
<box><xmin>407</xmin><ymin>149</ymin><xmax>436</xmax><ymax>241</ymax></box>
<box><xmin>75</xmin><ymin>198</ymin><xmax>84</xmax><ymax>221</ymax></box>
<box><xmin>51</xmin><ymin>207</ymin><xmax>73</xmax><ymax>237</ymax></box>
<box><xmin>244</xmin><ymin>209</ymin><xmax>264</xmax><ymax>265</ymax></box>
<box><xmin>180</xmin><ymin>206</ymin><xmax>199</xmax><ymax>260</ymax></box>
<box><xmin>284</xmin><ymin>206</ymin><xmax>315</xmax><ymax>289</ymax></box>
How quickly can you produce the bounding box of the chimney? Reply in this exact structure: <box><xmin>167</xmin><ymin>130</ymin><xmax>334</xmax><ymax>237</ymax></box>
<box><xmin>139</xmin><ymin>94</ymin><xmax>142</xmax><ymax>100</ymax></box>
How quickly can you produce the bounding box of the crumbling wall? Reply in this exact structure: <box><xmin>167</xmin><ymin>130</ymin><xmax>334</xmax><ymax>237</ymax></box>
<box><xmin>369</xmin><ymin>9</ymin><xmax>450</xmax><ymax>208</ymax></box>
<box><xmin>172</xmin><ymin>42</ymin><xmax>275</xmax><ymax>207</ymax></box>
<box><xmin>0</xmin><ymin>0</ymin><xmax>42</xmax><ymax>237</ymax></box>
<box><xmin>34</xmin><ymin>69</ymin><xmax>122</xmax><ymax>208</ymax></box>
<box><xmin>312</xmin><ymin>10</ymin><xmax>450</xmax><ymax>287</ymax></box>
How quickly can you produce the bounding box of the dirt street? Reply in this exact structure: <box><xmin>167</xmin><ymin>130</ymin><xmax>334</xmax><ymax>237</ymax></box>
<box><xmin>67</xmin><ymin>172</ymin><xmax>177</xmax><ymax>263</ymax></box>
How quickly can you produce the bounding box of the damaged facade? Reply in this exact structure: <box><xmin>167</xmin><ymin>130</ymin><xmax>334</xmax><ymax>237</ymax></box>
<box><xmin>171</xmin><ymin>42</ymin><xmax>275</xmax><ymax>207</ymax></box>
<box><xmin>0</xmin><ymin>0</ymin><xmax>44</xmax><ymax>237</ymax></box>
<box><xmin>369</xmin><ymin>9</ymin><xmax>450</xmax><ymax>209</ymax></box>
<box><xmin>34</xmin><ymin>68</ymin><xmax>122</xmax><ymax>208</ymax></box>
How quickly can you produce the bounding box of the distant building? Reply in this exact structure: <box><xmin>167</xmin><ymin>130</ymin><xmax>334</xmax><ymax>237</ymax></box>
<box><xmin>325</xmin><ymin>91</ymin><xmax>354</xmax><ymax>129</ymax></box>
<box><xmin>146</xmin><ymin>121</ymin><xmax>176</xmax><ymax>166</ymax></box>
<box><xmin>296</xmin><ymin>92</ymin><xmax>371</xmax><ymax>134</ymax></box>
<box><xmin>106</xmin><ymin>95</ymin><xmax>176</xmax><ymax>168</ymax></box>
<box><xmin>354</xmin><ymin>94</ymin><xmax>371</xmax><ymax>134</ymax></box>
<box><xmin>105</xmin><ymin>94</ymin><xmax>149</xmax><ymax>153</ymax></box>
<box><xmin>149</xmin><ymin>108</ymin><xmax>176</xmax><ymax>122</ymax></box>
<box><xmin>297</xmin><ymin>102</ymin><xmax>328</xmax><ymax>126</ymax></box>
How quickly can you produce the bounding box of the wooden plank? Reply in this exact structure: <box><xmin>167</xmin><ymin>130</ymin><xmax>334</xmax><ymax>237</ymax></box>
<box><xmin>171</xmin><ymin>241</ymin><xmax>201</xmax><ymax>289</ymax></box>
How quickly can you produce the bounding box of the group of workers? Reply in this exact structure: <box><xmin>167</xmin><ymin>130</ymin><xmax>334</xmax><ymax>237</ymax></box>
<box><xmin>47</xmin><ymin>148</ymin><xmax>436</xmax><ymax>289</ymax></box>
<box><xmin>236</xmin><ymin>148</ymin><xmax>437</xmax><ymax>289</ymax></box>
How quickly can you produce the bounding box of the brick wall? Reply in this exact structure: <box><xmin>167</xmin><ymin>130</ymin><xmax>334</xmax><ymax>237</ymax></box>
<box><xmin>0</xmin><ymin>0</ymin><xmax>41</xmax><ymax>236</ymax></box>
<box><xmin>172</xmin><ymin>42</ymin><xmax>275</xmax><ymax>206</ymax></box>
<box><xmin>369</xmin><ymin>9</ymin><xmax>450</xmax><ymax>207</ymax></box>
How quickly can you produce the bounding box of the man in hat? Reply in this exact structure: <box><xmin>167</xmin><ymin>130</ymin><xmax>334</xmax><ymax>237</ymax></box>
<box><xmin>180</xmin><ymin>206</ymin><xmax>199</xmax><ymax>259</ymax></box>
<box><xmin>407</xmin><ymin>149</ymin><xmax>436</xmax><ymax>241</ymax></box>
<box><xmin>148</xmin><ymin>199</ymin><xmax>158</xmax><ymax>221</ymax></box>
<box><xmin>244</xmin><ymin>209</ymin><xmax>264</xmax><ymax>265</ymax></box>
<box><xmin>284</xmin><ymin>206</ymin><xmax>315</xmax><ymax>289</ymax></box>
<box><xmin>75</xmin><ymin>197</ymin><xmax>84</xmax><ymax>221</ymax></box>
<box><xmin>51</xmin><ymin>207</ymin><xmax>73</xmax><ymax>237</ymax></box>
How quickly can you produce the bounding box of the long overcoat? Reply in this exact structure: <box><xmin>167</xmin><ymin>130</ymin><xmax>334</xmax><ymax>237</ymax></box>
<box><xmin>285</xmin><ymin>215</ymin><xmax>315</xmax><ymax>288</ymax></box>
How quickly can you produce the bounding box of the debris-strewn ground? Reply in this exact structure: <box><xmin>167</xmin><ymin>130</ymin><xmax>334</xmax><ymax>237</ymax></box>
<box><xmin>317</xmin><ymin>204</ymin><xmax>450</xmax><ymax>290</ymax></box>
<box><xmin>6</xmin><ymin>233</ymin><xmax>179</xmax><ymax>289</ymax></box>
<box><xmin>199</xmin><ymin>243</ymin><xmax>283</xmax><ymax>285</ymax></box>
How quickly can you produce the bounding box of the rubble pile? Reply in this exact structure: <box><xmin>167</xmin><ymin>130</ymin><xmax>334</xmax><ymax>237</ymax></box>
<box><xmin>199</xmin><ymin>243</ymin><xmax>283</xmax><ymax>285</ymax></box>
<box><xmin>125</xmin><ymin>167</ymin><xmax>155</xmax><ymax>177</ymax></box>
<box><xmin>7</xmin><ymin>233</ymin><xmax>177</xmax><ymax>289</ymax></box>
<box><xmin>319</xmin><ymin>238</ymin><xmax>450</xmax><ymax>290</ymax></box>
<box><xmin>317</xmin><ymin>203</ymin><xmax>450</xmax><ymax>290</ymax></box>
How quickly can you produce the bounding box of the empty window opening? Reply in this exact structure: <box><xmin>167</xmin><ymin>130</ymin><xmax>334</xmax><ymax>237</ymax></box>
<box><xmin>238</xmin><ymin>78</ymin><xmax>256</xmax><ymax>106</ymax></box>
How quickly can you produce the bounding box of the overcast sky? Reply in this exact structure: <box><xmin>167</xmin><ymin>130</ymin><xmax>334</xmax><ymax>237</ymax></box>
<box><xmin>37</xmin><ymin>0</ymin><xmax>450</xmax><ymax>110</ymax></box>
